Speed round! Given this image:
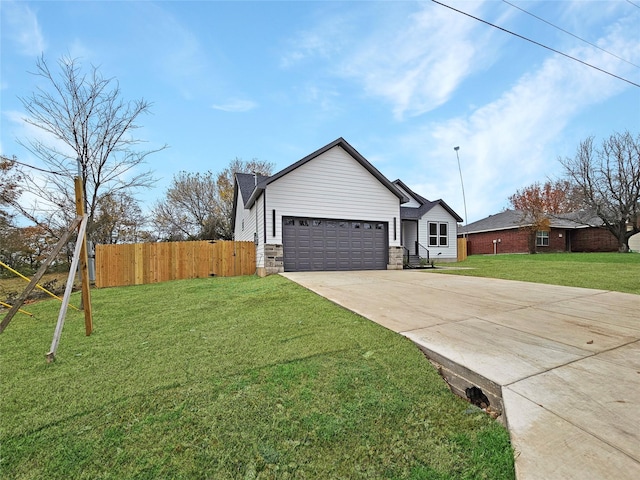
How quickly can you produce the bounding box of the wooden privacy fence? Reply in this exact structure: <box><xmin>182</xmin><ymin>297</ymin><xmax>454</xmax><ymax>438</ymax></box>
<box><xmin>457</xmin><ymin>238</ymin><xmax>468</xmax><ymax>262</ymax></box>
<box><xmin>95</xmin><ymin>240</ymin><xmax>256</xmax><ymax>288</ymax></box>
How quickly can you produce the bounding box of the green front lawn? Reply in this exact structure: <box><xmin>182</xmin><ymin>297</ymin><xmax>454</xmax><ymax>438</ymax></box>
<box><xmin>0</xmin><ymin>275</ymin><xmax>514</xmax><ymax>479</ymax></box>
<box><xmin>435</xmin><ymin>252</ymin><xmax>640</xmax><ymax>295</ymax></box>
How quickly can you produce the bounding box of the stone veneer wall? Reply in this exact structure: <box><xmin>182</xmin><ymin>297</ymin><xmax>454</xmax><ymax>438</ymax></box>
<box><xmin>388</xmin><ymin>246</ymin><xmax>404</xmax><ymax>270</ymax></box>
<box><xmin>261</xmin><ymin>244</ymin><xmax>283</xmax><ymax>276</ymax></box>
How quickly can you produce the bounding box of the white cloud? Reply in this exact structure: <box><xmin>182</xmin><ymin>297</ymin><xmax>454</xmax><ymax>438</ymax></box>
<box><xmin>66</xmin><ymin>39</ymin><xmax>94</xmax><ymax>62</ymax></box>
<box><xmin>280</xmin><ymin>2</ymin><xmax>511</xmax><ymax>120</ymax></box>
<box><xmin>211</xmin><ymin>99</ymin><xmax>257</xmax><ymax>113</ymax></box>
<box><xmin>337</xmin><ymin>3</ymin><xmax>486</xmax><ymax>119</ymax></box>
<box><xmin>394</xmin><ymin>9</ymin><xmax>639</xmax><ymax>223</ymax></box>
<box><xmin>1</xmin><ymin>1</ymin><xmax>46</xmax><ymax>55</ymax></box>
<box><xmin>279</xmin><ymin>12</ymin><xmax>351</xmax><ymax>69</ymax></box>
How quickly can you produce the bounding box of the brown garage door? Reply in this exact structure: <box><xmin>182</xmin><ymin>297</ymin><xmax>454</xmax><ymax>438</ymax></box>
<box><xmin>282</xmin><ymin>217</ymin><xmax>388</xmax><ymax>272</ymax></box>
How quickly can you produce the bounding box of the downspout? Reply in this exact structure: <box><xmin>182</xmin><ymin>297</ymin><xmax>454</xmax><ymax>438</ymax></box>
<box><xmin>263</xmin><ymin>192</ymin><xmax>267</xmax><ymax>244</ymax></box>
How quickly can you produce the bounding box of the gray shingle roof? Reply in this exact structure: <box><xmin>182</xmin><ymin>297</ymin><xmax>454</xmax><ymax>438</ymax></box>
<box><xmin>235</xmin><ymin>172</ymin><xmax>269</xmax><ymax>208</ymax></box>
<box><xmin>394</xmin><ymin>179</ymin><xmax>463</xmax><ymax>222</ymax></box>
<box><xmin>459</xmin><ymin>209</ymin><xmax>604</xmax><ymax>234</ymax></box>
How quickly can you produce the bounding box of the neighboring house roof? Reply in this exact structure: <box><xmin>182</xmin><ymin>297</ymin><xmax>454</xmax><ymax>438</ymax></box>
<box><xmin>459</xmin><ymin>209</ymin><xmax>605</xmax><ymax>234</ymax></box>
<box><xmin>243</xmin><ymin>137</ymin><xmax>408</xmax><ymax>208</ymax></box>
<box><xmin>393</xmin><ymin>179</ymin><xmax>463</xmax><ymax>223</ymax></box>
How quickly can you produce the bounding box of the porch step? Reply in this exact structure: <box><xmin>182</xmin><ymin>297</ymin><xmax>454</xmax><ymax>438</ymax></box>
<box><xmin>404</xmin><ymin>255</ymin><xmax>433</xmax><ymax>269</ymax></box>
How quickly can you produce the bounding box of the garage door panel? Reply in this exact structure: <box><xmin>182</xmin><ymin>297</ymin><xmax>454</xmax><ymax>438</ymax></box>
<box><xmin>283</xmin><ymin>216</ymin><xmax>388</xmax><ymax>272</ymax></box>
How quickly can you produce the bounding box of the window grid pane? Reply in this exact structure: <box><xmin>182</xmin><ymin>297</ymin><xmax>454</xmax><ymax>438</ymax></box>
<box><xmin>536</xmin><ymin>230</ymin><xmax>550</xmax><ymax>246</ymax></box>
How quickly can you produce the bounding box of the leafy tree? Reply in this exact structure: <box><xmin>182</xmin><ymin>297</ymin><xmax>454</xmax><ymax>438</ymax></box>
<box><xmin>153</xmin><ymin>158</ymin><xmax>273</xmax><ymax>241</ymax></box>
<box><xmin>0</xmin><ymin>155</ymin><xmax>22</xmax><ymax>227</ymax></box>
<box><xmin>509</xmin><ymin>180</ymin><xmax>583</xmax><ymax>253</ymax></box>
<box><xmin>91</xmin><ymin>192</ymin><xmax>151</xmax><ymax>244</ymax></box>
<box><xmin>560</xmin><ymin>131</ymin><xmax>640</xmax><ymax>252</ymax></box>
<box><xmin>0</xmin><ymin>225</ymin><xmax>60</xmax><ymax>273</ymax></box>
<box><xmin>216</xmin><ymin>158</ymin><xmax>274</xmax><ymax>239</ymax></box>
<box><xmin>13</xmin><ymin>55</ymin><xmax>166</xmax><ymax>243</ymax></box>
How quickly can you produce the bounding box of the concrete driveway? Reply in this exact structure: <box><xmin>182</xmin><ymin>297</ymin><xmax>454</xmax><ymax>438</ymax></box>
<box><xmin>281</xmin><ymin>270</ymin><xmax>640</xmax><ymax>480</ymax></box>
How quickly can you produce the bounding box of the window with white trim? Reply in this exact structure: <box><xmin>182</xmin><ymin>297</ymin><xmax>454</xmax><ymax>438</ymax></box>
<box><xmin>536</xmin><ymin>230</ymin><xmax>549</xmax><ymax>246</ymax></box>
<box><xmin>429</xmin><ymin>222</ymin><xmax>448</xmax><ymax>247</ymax></box>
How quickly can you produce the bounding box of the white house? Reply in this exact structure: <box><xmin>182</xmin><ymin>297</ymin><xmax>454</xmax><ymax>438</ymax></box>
<box><xmin>394</xmin><ymin>179</ymin><xmax>462</xmax><ymax>263</ymax></box>
<box><xmin>232</xmin><ymin>138</ymin><xmax>462</xmax><ymax>275</ymax></box>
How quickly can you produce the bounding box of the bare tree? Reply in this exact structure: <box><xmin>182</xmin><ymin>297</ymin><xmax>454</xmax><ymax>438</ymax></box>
<box><xmin>152</xmin><ymin>158</ymin><xmax>273</xmax><ymax>241</ymax></box>
<box><xmin>560</xmin><ymin>131</ymin><xmax>640</xmax><ymax>252</ymax></box>
<box><xmin>14</xmin><ymin>55</ymin><xmax>166</xmax><ymax>242</ymax></box>
<box><xmin>152</xmin><ymin>171</ymin><xmax>219</xmax><ymax>241</ymax></box>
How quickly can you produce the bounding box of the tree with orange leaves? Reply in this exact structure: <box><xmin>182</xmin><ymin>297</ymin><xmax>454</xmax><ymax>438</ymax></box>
<box><xmin>509</xmin><ymin>180</ymin><xmax>582</xmax><ymax>253</ymax></box>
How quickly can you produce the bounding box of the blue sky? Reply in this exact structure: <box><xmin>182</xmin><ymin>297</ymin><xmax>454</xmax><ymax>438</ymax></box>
<box><xmin>2</xmin><ymin>0</ymin><xmax>639</xmax><ymax>225</ymax></box>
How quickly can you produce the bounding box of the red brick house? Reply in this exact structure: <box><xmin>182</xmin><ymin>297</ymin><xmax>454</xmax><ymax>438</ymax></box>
<box><xmin>458</xmin><ymin>209</ymin><xmax>618</xmax><ymax>255</ymax></box>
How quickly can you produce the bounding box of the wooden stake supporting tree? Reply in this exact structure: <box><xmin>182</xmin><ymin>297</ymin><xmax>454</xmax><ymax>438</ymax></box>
<box><xmin>46</xmin><ymin>215</ymin><xmax>90</xmax><ymax>362</ymax></box>
<box><xmin>0</xmin><ymin>216</ymin><xmax>81</xmax><ymax>333</ymax></box>
<box><xmin>46</xmin><ymin>177</ymin><xmax>93</xmax><ymax>362</ymax></box>
<box><xmin>74</xmin><ymin>177</ymin><xmax>93</xmax><ymax>336</ymax></box>
<box><xmin>1</xmin><ymin>177</ymin><xmax>94</xmax><ymax>362</ymax></box>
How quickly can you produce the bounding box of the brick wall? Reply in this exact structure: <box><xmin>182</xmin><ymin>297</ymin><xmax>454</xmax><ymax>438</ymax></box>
<box><xmin>539</xmin><ymin>228</ymin><xmax>568</xmax><ymax>253</ymax></box>
<box><xmin>466</xmin><ymin>226</ymin><xmax>619</xmax><ymax>255</ymax></box>
<box><xmin>571</xmin><ymin>228</ymin><xmax>618</xmax><ymax>252</ymax></box>
<box><xmin>467</xmin><ymin>228</ymin><xmax>567</xmax><ymax>254</ymax></box>
<box><xmin>466</xmin><ymin>228</ymin><xmax>529</xmax><ymax>255</ymax></box>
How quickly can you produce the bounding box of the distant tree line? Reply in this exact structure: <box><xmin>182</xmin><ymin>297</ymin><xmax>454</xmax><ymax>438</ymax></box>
<box><xmin>2</xmin><ymin>54</ymin><xmax>638</xmax><ymax>278</ymax></box>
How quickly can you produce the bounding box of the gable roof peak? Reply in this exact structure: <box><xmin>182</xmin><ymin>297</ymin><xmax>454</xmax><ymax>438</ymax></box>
<box><xmin>244</xmin><ymin>137</ymin><xmax>408</xmax><ymax>207</ymax></box>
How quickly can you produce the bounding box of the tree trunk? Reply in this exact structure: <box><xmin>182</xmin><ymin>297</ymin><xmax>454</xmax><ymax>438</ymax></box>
<box><xmin>528</xmin><ymin>231</ymin><xmax>537</xmax><ymax>254</ymax></box>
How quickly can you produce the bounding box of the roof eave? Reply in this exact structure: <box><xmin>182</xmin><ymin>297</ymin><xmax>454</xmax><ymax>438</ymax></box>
<box><xmin>260</xmin><ymin>137</ymin><xmax>408</xmax><ymax>204</ymax></box>
<box><xmin>245</xmin><ymin>185</ymin><xmax>264</xmax><ymax>209</ymax></box>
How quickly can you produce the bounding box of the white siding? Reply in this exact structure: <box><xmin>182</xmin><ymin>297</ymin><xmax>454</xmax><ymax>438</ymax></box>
<box><xmin>265</xmin><ymin>146</ymin><xmax>401</xmax><ymax>246</ymax></box>
<box><xmin>255</xmin><ymin>194</ymin><xmax>265</xmax><ymax>268</ymax></box>
<box><xmin>418</xmin><ymin>204</ymin><xmax>459</xmax><ymax>260</ymax></box>
<box><xmin>234</xmin><ymin>196</ymin><xmax>255</xmax><ymax>242</ymax></box>
<box><xmin>395</xmin><ymin>184</ymin><xmax>421</xmax><ymax>208</ymax></box>
<box><xmin>234</xmin><ymin>192</ymin><xmax>264</xmax><ymax>268</ymax></box>
<box><xmin>402</xmin><ymin>221</ymin><xmax>418</xmax><ymax>250</ymax></box>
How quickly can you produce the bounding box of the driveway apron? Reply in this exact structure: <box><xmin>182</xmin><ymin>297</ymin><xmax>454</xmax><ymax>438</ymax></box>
<box><xmin>281</xmin><ymin>270</ymin><xmax>640</xmax><ymax>480</ymax></box>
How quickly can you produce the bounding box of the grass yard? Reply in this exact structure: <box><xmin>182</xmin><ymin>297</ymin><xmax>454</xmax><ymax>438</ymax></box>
<box><xmin>0</xmin><ymin>275</ymin><xmax>514</xmax><ymax>479</ymax></box>
<box><xmin>435</xmin><ymin>252</ymin><xmax>640</xmax><ymax>295</ymax></box>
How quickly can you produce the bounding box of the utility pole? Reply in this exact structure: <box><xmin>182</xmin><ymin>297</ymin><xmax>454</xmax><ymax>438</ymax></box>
<box><xmin>454</xmin><ymin>146</ymin><xmax>469</xmax><ymax>235</ymax></box>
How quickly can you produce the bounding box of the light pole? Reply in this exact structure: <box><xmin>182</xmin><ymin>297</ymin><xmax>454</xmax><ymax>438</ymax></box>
<box><xmin>454</xmin><ymin>146</ymin><xmax>468</xmax><ymax>237</ymax></box>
